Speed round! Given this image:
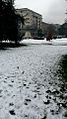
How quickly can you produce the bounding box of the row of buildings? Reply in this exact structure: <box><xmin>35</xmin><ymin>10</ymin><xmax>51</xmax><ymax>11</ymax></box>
<box><xmin>16</xmin><ymin>8</ymin><xmax>49</xmax><ymax>39</ymax></box>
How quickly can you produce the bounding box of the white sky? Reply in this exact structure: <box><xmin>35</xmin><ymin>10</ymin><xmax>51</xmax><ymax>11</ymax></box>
<box><xmin>15</xmin><ymin>0</ymin><xmax>67</xmax><ymax>24</ymax></box>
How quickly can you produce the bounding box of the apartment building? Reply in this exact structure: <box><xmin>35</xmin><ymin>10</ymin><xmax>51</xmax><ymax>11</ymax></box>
<box><xmin>16</xmin><ymin>8</ymin><xmax>42</xmax><ymax>38</ymax></box>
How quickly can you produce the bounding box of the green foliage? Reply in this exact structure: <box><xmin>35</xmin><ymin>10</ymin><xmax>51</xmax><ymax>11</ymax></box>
<box><xmin>37</xmin><ymin>29</ymin><xmax>44</xmax><ymax>37</ymax></box>
<box><xmin>61</xmin><ymin>55</ymin><xmax>67</xmax><ymax>82</ymax></box>
<box><xmin>0</xmin><ymin>0</ymin><xmax>24</xmax><ymax>44</ymax></box>
<box><xmin>58</xmin><ymin>23</ymin><xmax>67</xmax><ymax>37</ymax></box>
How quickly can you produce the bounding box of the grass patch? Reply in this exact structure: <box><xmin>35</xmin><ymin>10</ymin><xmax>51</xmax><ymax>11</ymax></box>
<box><xmin>0</xmin><ymin>42</ymin><xmax>27</xmax><ymax>50</ymax></box>
<box><xmin>60</xmin><ymin>55</ymin><xmax>67</xmax><ymax>82</ymax></box>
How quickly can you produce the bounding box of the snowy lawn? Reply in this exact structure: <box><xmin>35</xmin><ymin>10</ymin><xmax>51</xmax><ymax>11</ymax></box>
<box><xmin>21</xmin><ymin>38</ymin><xmax>67</xmax><ymax>45</ymax></box>
<box><xmin>0</xmin><ymin>39</ymin><xmax>67</xmax><ymax>119</ymax></box>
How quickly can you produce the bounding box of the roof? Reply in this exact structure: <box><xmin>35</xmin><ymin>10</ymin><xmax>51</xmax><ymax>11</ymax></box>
<box><xmin>16</xmin><ymin>8</ymin><xmax>42</xmax><ymax>17</ymax></box>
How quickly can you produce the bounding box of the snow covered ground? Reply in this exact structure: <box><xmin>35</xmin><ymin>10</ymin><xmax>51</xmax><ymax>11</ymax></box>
<box><xmin>21</xmin><ymin>38</ymin><xmax>67</xmax><ymax>45</ymax></box>
<box><xmin>0</xmin><ymin>38</ymin><xmax>67</xmax><ymax>119</ymax></box>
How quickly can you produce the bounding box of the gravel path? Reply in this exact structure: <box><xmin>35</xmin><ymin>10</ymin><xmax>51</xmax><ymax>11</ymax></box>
<box><xmin>0</xmin><ymin>44</ymin><xmax>67</xmax><ymax>119</ymax></box>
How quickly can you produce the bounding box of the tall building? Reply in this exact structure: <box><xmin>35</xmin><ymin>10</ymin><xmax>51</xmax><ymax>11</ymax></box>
<box><xmin>16</xmin><ymin>8</ymin><xmax>42</xmax><ymax>38</ymax></box>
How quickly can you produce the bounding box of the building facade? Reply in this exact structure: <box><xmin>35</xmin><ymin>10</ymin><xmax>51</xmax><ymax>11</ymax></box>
<box><xmin>16</xmin><ymin>8</ymin><xmax>42</xmax><ymax>38</ymax></box>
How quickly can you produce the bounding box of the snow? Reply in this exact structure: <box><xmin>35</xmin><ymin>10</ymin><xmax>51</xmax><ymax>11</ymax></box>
<box><xmin>21</xmin><ymin>38</ymin><xmax>67</xmax><ymax>45</ymax></box>
<box><xmin>0</xmin><ymin>38</ymin><xmax>67</xmax><ymax>119</ymax></box>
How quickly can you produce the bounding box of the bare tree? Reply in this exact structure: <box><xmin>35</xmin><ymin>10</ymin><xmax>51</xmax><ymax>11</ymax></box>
<box><xmin>46</xmin><ymin>24</ymin><xmax>56</xmax><ymax>41</ymax></box>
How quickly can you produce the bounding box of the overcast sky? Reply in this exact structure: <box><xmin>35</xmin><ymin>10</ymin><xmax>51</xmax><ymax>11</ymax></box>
<box><xmin>15</xmin><ymin>0</ymin><xmax>67</xmax><ymax>24</ymax></box>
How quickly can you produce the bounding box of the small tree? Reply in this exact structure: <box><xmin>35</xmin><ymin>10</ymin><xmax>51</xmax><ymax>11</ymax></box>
<box><xmin>37</xmin><ymin>29</ymin><xmax>44</xmax><ymax>38</ymax></box>
<box><xmin>46</xmin><ymin>24</ymin><xmax>56</xmax><ymax>41</ymax></box>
